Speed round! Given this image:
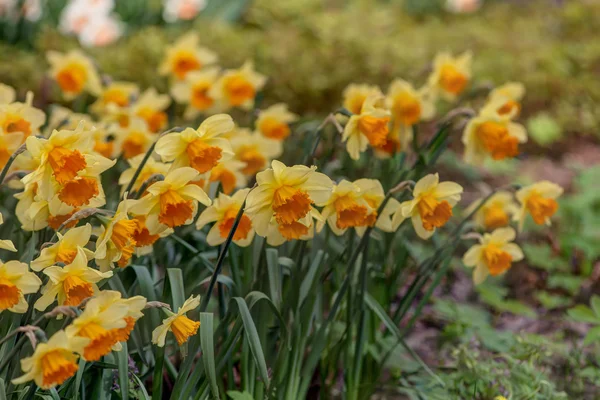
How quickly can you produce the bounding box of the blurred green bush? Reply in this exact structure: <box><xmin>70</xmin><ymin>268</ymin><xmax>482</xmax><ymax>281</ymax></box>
<box><xmin>2</xmin><ymin>0</ymin><xmax>600</xmax><ymax>137</ymax></box>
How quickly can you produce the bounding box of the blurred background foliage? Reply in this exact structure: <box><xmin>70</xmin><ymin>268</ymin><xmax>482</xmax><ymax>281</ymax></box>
<box><xmin>2</xmin><ymin>0</ymin><xmax>600</xmax><ymax>144</ymax></box>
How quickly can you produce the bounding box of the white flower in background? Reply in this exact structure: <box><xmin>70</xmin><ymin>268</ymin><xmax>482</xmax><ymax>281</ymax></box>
<box><xmin>59</xmin><ymin>0</ymin><xmax>122</xmax><ymax>47</ymax></box>
<box><xmin>446</xmin><ymin>0</ymin><xmax>481</xmax><ymax>13</ymax></box>
<box><xmin>163</xmin><ymin>0</ymin><xmax>207</xmax><ymax>22</ymax></box>
<box><xmin>60</xmin><ymin>0</ymin><xmax>114</xmax><ymax>35</ymax></box>
<box><xmin>79</xmin><ymin>15</ymin><xmax>123</xmax><ymax>47</ymax></box>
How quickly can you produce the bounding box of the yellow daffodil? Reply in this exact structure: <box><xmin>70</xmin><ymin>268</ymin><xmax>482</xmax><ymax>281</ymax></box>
<box><xmin>353</xmin><ymin>179</ymin><xmax>400</xmax><ymax>236</ymax></box>
<box><xmin>129</xmin><ymin>167</ymin><xmax>211</xmax><ymax>234</ymax></box>
<box><xmin>463</xmin><ymin>227</ymin><xmax>523</xmax><ymax>284</ymax></box>
<box><xmin>245</xmin><ymin>160</ymin><xmax>333</xmax><ymax>242</ymax></box>
<box><xmin>155</xmin><ymin>114</ymin><xmax>234</xmax><ymax>174</ymax></box>
<box><xmin>196</xmin><ymin>188</ymin><xmax>254</xmax><ymax>247</ymax></box>
<box><xmin>484</xmin><ymin>82</ymin><xmax>525</xmax><ymax>118</ymax></box>
<box><xmin>90</xmin><ymin>81</ymin><xmax>139</xmax><ymax>116</ymax></box>
<box><xmin>317</xmin><ymin>179</ymin><xmax>373</xmax><ymax>235</ymax></box>
<box><xmin>0</xmin><ymin>93</ymin><xmax>46</xmax><ymax>140</ymax></box>
<box><xmin>466</xmin><ymin>191</ymin><xmax>519</xmax><ymax>231</ymax></box>
<box><xmin>462</xmin><ymin>111</ymin><xmax>527</xmax><ymax>165</ymax></box>
<box><xmin>152</xmin><ymin>295</ymin><xmax>200</xmax><ymax>347</ymax></box>
<box><xmin>342</xmin><ymin>83</ymin><xmax>383</xmax><ymax>115</ymax></box>
<box><xmin>32</xmin><ymin>224</ymin><xmax>94</xmax><ymax>271</ymax></box>
<box><xmin>130</xmin><ymin>88</ymin><xmax>171</xmax><ymax>133</ymax></box>
<box><xmin>263</xmin><ymin>210</ymin><xmax>322</xmax><ymax>246</ymax></box>
<box><xmin>386</xmin><ymin>79</ymin><xmax>435</xmax><ymax>150</ymax></box>
<box><xmin>209</xmin><ymin>61</ymin><xmax>266</xmax><ymax>110</ymax></box>
<box><xmin>171</xmin><ymin>67</ymin><xmax>220</xmax><ymax>119</ymax></box>
<box><xmin>255</xmin><ymin>103</ymin><xmax>298</xmax><ymax>140</ymax></box>
<box><xmin>205</xmin><ymin>159</ymin><xmax>248</xmax><ymax>195</ymax></box>
<box><xmin>112</xmin><ymin>118</ymin><xmax>155</xmax><ymax>160</ymax></box>
<box><xmin>0</xmin><ymin>83</ymin><xmax>16</xmax><ymax>104</ymax></box>
<box><xmin>495</xmin><ymin>396</ymin><xmax>508</xmax><ymax>400</ymax></box>
<box><xmin>514</xmin><ymin>181</ymin><xmax>563</xmax><ymax>231</ymax></box>
<box><xmin>44</xmin><ymin>105</ymin><xmax>94</xmax><ymax>135</ymax></box>
<box><xmin>428</xmin><ymin>51</ymin><xmax>472</xmax><ymax>101</ymax></box>
<box><xmin>130</xmin><ymin>214</ymin><xmax>172</xmax><ymax>256</ymax></box>
<box><xmin>47</xmin><ymin>49</ymin><xmax>102</xmax><ymax>100</ymax></box>
<box><xmin>392</xmin><ymin>174</ymin><xmax>463</xmax><ymax>239</ymax></box>
<box><xmin>0</xmin><ymin>259</ymin><xmax>41</xmax><ymax>313</ymax></box>
<box><xmin>89</xmin><ymin>290</ymin><xmax>147</xmax><ymax>343</ymax></box>
<box><xmin>159</xmin><ymin>32</ymin><xmax>218</xmax><ymax>80</ymax></box>
<box><xmin>342</xmin><ymin>94</ymin><xmax>391</xmax><ymax>160</ymax></box>
<box><xmin>231</xmin><ymin>131</ymin><xmax>283</xmax><ymax>176</ymax></box>
<box><xmin>12</xmin><ymin>330</ymin><xmax>87</xmax><ymax>389</ymax></box>
<box><xmin>22</xmin><ymin>123</ymin><xmax>115</xmax><ymax>207</ymax></box>
<box><xmin>65</xmin><ymin>292</ymin><xmax>129</xmax><ymax>361</ymax></box>
<box><xmin>94</xmin><ymin>201</ymin><xmax>138</xmax><ymax>271</ymax></box>
<box><xmin>35</xmin><ymin>248</ymin><xmax>112</xmax><ymax>311</ymax></box>
<box><xmin>118</xmin><ymin>154</ymin><xmax>170</xmax><ymax>195</ymax></box>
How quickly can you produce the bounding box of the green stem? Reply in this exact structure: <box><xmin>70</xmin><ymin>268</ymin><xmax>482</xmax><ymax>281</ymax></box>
<box><xmin>122</xmin><ymin>127</ymin><xmax>182</xmax><ymax>198</ymax></box>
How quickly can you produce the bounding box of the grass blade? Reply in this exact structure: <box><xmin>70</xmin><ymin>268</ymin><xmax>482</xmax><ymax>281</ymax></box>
<box><xmin>199</xmin><ymin>313</ymin><xmax>219</xmax><ymax>400</ymax></box>
<box><xmin>265</xmin><ymin>249</ymin><xmax>282</xmax><ymax>310</ymax></box>
<box><xmin>116</xmin><ymin>342</ymin><xmax>129</xmax><ymax>400</ymax></box>
<box><xmin>231</xmin><ymin>297</ymin><xmax>270</xmax><ymax>389</ymax></box>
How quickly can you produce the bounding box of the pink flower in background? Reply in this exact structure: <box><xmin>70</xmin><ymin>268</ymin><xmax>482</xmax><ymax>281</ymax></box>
<box><xmin>446</xmin><ymin>0</ymin><xmax>482</xmax><ymax>13</ymax></box>
<box><xmin>163</xmin><ymin>0</ymin><xmax>207</xmax><ymax>22</ymax></box>
<box><xmin>79</xmin><ymin>15</ymin><xmax>123</xmax><ymax>47</ymax></box>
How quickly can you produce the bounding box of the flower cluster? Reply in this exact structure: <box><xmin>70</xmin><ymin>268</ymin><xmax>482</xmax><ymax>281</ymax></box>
<box><xmin>0</xmin><ymin>32</ymin><xmax>565</xmax><ymax>390</ymax></box>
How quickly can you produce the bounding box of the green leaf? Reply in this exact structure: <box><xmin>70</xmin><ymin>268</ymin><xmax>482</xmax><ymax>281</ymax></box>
<box><xmin>583</xmin><ymin>326</ymin><xmax>600</xmax><ymax>346</ymax></box>
<box><xmin>299</xmin><ymin>250</ymin><xmax>325</xmax><ymax>308</ymax></box>
<box><xmin>116</xmin><ymin>343</ymin><xmax>129</xmax><ymax>400</ymax></box>
<box><xmin>167</xmin><ymin>268</ymin><xmax>186</xmax><ymax>310</ymax></box>
<box><xmin>227</xmin><ymin>391</ymin><xmax>254</xmax><ymax>400</ymax></box>
<box><xmin>73</xmin><ymin>358</ymin><xmax>86</xmax><ymax>400</ymax></box>
<box><xmin>265</xmin><ymin>249</ymin><xmax>282</xmax><ymax>310</ymax></box>
<box><xmin>131</xmin><ymin>373</ymin><xmax>150</xmax><ymax>400</ymax></box>
<box><xmin>567</xmin><ymin>305</ymin><xmax>600</xmax><ymax>323</ymax></box>
<box><xmin>548</xmin><ymin>274</ymin><xmax>585</xmax><ymax>295</ymax></box>
<box><xmin>0</xmin><ymin>378</ymin><xmax>6</xmax><ymax>400</ymax></box>
<box><xmin>231</xmin><ymin>297</ymin><xmax>270</xmax><ymax>388</ymax></box>
<box><xmin>199</xmin><ymin>313</ymin><xmax>219</xmax><ymax>400</ymax></box>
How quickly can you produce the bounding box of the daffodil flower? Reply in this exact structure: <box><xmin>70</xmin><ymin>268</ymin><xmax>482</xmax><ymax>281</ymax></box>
<box><xmin>196</xmin><ymin>188</ymin><xmax>255</xmax><ymax>247</ymax></box>
<box><xmin>129</xmin><ymin>167</ymin><xmax>211</xmax><ymax>234</ymax></box>
<box><xmin>231</xmin><ymin>131</ymin><xmax>283</xmax><ymax>176</ymax></box>
<box><xmin>152</xmin><ymin>295</ymin><xmax>200</xmax><ymax>347</ymax></box>
<box><xmin>31</xmin><ymin>223</ymin><xmax>94</xmax><ymax>271</ymax></box>
<box><xmin>462</xmin><ymin>109</ymin><xmax>528</xmax><ymax>165</ymax></box>
<box><xmin>514</xmin><ymin>181</ymin><xmax>563</xmax><ymax>231</ymax></box>
<box><xmin>392</xmin><ymin>174</ymin><xmax>463</xmax><ymax>239</ymax></box>
<box><xmin>159</xmin><ymin>32</ymin><xmax>218</xmax><ymax>80</ymax></box>
<box><xmin>209</xmin><ymin>61</ymin><xmax>266</xmax><ymax>110</ymax></box>
<box><xmin>95</xmin><ymin>200</ymin><xmax>139</xmax><ymax>271</ymax></box>
<box><xmin>65</xmin><ymin>292</ymin><xmax>130</xmax><ymax>361</ymax></box>
<box><xmin>463</xmin><ymin>227</ymin><xmax>524</xmax><ymax>284</ymax></box>
<box><xmin>342</xmin><ymin>94</ymin><xmax>391</xmax><ymax>161</ymax></box>
<box><xmin>156</xmin><ymin>114</ymin><xmax>234</xmax><ymax>174</ymax></box>
<box><xmin>0</xmin><ymin>259</ymin><xmax>42</xmax><ymax>313</ymax></box>
<box><xmin>342</xmin><ymin>83</ymin><xmax>383</xmax><ymax>115</ymax></box>
<box><xmin>245</xmin><ymin>160</ymin><xmax>333</xmax><ymax>243</ymax></box>
<box><xmin>35</xmin><ymin>248</ymin><xmax>113</xmax><ymax>311</ymax></box>
<box><xmin>466</xmin><ymin>191</ymin><xmax>519</xmax><ymax>231</ymax></box>
<box><xmin>427</xmin><ymin>51</ymin><xmax>472</xmax><ymax>101</ymax></box>
<box><xmin>171</xmin><ymin>67</ymin><xmax>220</xmax><ymax>119</ymax></box>
<box><xmin>12</xmin><ymin>330</ymin><xmax>88</xmax><ymax>389</ymax></box>
<box><xmin>255</xmin><ymin>103</ymin><xmax>298</xmax><ymax>141</ymax></box>
<box><xmin>47</xmin><ymin>50</ymin><xmax>102</xmax><ymax>100</ymax></box>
